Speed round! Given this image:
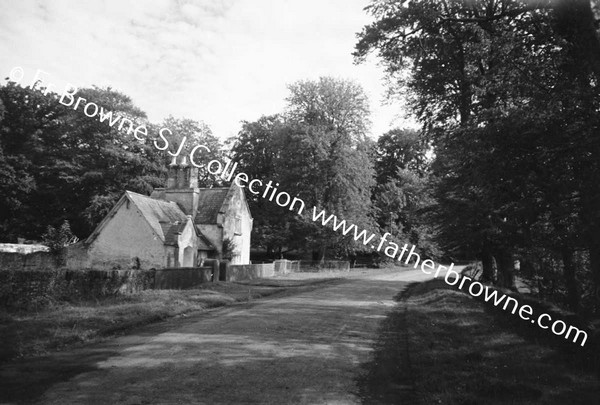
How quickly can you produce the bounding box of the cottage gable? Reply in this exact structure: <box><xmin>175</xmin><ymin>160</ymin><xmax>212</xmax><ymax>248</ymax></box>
<box><xmin>84</xmin><ymin>193</ymin><xmax>168</xmax><ymax>269</ymax></box>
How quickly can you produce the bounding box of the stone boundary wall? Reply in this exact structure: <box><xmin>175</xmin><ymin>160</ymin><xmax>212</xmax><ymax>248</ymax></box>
<box><xmin>297</xmin><ymin>260</ymin><xmax>350</xmax><ymax>272</ymax></box>
<box><xmin>226</xmin><ymin>263</ymin><xmax>275</xmax><ymax>281</ymax></box>
<box><xmin>225</xmin><ymin>259</ymin><xmax>302</xmax><ymax>281</ymax></box>
<box><xmin>273</xmin><ymin>259</ymin><xmax>299</xmax><ymax>275</ymax></box>
<box><xmin>0</xmin><ymin>268</ymin><xmax>154</xmax><ymax>310</ymax></box>
<box><xmin>0</xmin><ymin>251</ymin><xmax>58</xmax><ymax>272</ymax></box>
<box><xmin>0</xmin><ymin>266</ymin><xmax>216</xmax><ymax>310</ymax></box>
<box><xmin>155</xmin><ymin>267</ymin><xmax>214</xmax><ymax>289</ymax></box>
<box><xmin>0</xmin><ymin>254</ymin><xmax>317</xmax><ymax>309</ymax></box>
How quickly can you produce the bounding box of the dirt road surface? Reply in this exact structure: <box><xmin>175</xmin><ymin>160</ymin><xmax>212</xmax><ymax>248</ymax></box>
<box><xmin>2</xmin><ymin>267</ymin><xmax>456</xmax><ymax>404</ymax></box>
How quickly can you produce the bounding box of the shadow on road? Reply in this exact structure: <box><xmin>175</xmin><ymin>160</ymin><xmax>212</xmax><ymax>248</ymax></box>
<box><xmin>355</xmin><ymin>285</ymin><xmax>417</xmax><ymax>404</ymax></box>
<box><xmin>1</xmin><ymin>277</ymin><xmax>410</xmax><ymax>404</ymax></box>
<box><xmin>0</xmin><ymin>348</ymin><xmax>118</xmax><ymax>404</ymax></box>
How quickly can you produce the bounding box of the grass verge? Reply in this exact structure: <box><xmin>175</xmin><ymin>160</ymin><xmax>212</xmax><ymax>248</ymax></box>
<box><xmin>358</xmin><ymin>278</ymin><xmax>600</xmax><ymax>404</ymax></box>
<box><xmin>0</xmin><ymin>278</ymin><xmax>335</xmax><ymax>362</ymax></box>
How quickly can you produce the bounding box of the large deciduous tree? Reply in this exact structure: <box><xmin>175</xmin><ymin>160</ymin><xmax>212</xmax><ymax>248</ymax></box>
<box><xmin>280</xmin><ymin>77</ymin><xmax>376</xmax><ymax>261</ymax></box>
<box><xmin>372</xmin><ymin>128</ymin><xmax>439</xmax><ymax>259</ymax></box>
<box><xmin>355</xmin><ymin>0</ymin><xmax>600</xmax><ymax>305</ymax></box>
<box><xmin>229</xmin><ymin>115</ymin><xmax>292</xmax><ymax>257</ymax></box>
<box><xmin>230</xmin><ymin>77</ymin><xmax>376</xmax><ymax>261</ymax></box>
<box><xmin>0</xmin><ymin>82</ymin><xmax>166</xmax><ymax>240</ymax></box>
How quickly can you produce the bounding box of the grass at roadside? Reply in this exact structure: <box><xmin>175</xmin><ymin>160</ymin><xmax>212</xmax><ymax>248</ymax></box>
<box><xmin>0</xmin><ymin>278</ymin><xmax>334</xmax><ymax>362</ymax></box>
<box><xmin>358</xmin><ymin>279</ymin><xmax>600</xmax><ymax>404</ymax></box>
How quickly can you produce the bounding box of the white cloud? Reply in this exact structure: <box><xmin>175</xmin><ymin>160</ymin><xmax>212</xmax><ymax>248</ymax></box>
<box><xmin>0</xmin><ymin>0</ymin><xmax>411</xmax><ymax>140</ymax></box>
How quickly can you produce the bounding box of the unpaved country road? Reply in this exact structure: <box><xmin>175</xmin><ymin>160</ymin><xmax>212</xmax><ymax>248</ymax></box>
<box><xmin>3</xmin><ymin>267</ymin><xmax>457</xmax><ymax>405</ymax></box>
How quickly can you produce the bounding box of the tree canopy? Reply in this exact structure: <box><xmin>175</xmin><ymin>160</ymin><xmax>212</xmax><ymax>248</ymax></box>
<box><xmin>230</xmin><ymin>77</ymin><xmax>376</xmax><ymax>260</ymax></box>
<box><xmin>355</xmin><ymin>0</ymin><xmax>600</xmax><ymax>310</ymax></box>
<box><xmin>0</xmin><ymin>82</ymin><xmax>219</xmax><ymax>241</ymax></box>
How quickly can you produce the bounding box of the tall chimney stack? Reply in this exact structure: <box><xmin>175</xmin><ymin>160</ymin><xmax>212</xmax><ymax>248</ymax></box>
<box><xmin>167</xmin><ymin>156</ymin><xmax>199</xmax><ymax>189</ymax></box>
<box><xmin>153</xmin><ymin>155</ymin><xmax>200</xmax><ymax>219</ymax></box>
<box><xmin>167</xmin><ymin>156</ymin><xmax>178</xmax><ymax>189</ymax></box>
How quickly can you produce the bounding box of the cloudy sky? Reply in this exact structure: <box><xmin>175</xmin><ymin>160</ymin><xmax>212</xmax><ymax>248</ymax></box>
<box><xmin>0</xmin><ymin>0</ymin><xmax>407</xmax><ymax>140</ymax></box>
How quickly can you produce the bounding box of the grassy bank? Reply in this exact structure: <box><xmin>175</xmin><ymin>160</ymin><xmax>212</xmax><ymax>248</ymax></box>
<box><xmin>358</xmin><ymin>279</ymin><xmax>600</xmax><ymax>404</ymax></box>
<box><xmin>0</xmin><ymin>278</ymin><xmax>332</xmax><ymax>362</ymax></box>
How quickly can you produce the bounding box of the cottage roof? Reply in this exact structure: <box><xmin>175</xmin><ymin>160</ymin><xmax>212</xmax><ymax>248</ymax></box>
<box><xmin>123</xmin><ymin>192</ymin><xmax>215</xmax><ymax>250</ymax></box>
<box><xmin>195</xmin><ymin>231</ymin><xmax>215</xmax><ymax>250</ymax></box>
<box><xmin>126</xmin><ymin>191</ymin><xmax>188</xmax><ymax>244</ymax></box>
<box><xmin>161</xmin><ymin>221</ymin><xmax>187</xmax><ymax>246</ymax></box>
<box><xmin>194</xmin><ymin>188</ymin><xmax>230</xmax><ymax>224</ymax></box>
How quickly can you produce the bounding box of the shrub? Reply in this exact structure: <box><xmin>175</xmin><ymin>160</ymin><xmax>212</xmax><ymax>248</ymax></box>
<box><xmin>222</xmin><ymin>238</ymin><xmax>237</xmax><ymax>261</ymax></box>
<box><xmin>41</xmin><ymin>220</ymin><xmax>78</xmax><ymax>265</ymax></box>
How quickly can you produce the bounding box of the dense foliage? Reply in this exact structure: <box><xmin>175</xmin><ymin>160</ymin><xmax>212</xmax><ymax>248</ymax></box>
<box><xmin>372</xmin><ymin>128</ymin><xmax>439</xmax><ymax>260</ymax></box>
<box><xmin>355</xmin><ymin>0</ymin><xmax>600</xmax><ymax>313</ymax></box>
<box><xmin>230</xmin><ymin>77</ymin><xmax>379</xmax><ymax>260</ymax></box>
<box><xmin>0</xmin><ymin>81</ymin><xmax>220</xmax><ymax>241</ymax></box>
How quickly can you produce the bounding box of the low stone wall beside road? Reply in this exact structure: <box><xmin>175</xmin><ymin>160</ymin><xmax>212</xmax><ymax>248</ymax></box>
<box><xmin>298</xmin><ymin>260</ymin><xmax>350</xmax><ymax>272</ymax></box>
<box><xmin>0</xmin><ymin>268</ymin><xmax>155</xmax><ymax>310</ymax></box>
<box><xmin>0</xmin><ymin>250</ymin><xmax>57</xmax><ymax>271</ymax></box>
<box><xmin>155</xmin><ymin>267</ymin><xmax>214</xmax><ymax>289</ymax></box>
<box><xmin>274</xmin><ymin>259</ymin><xmax>299</xmax><ymax>275</ymax></box>
<box><xmin>225</xmin><ymin>263</ymin><xmax>275</xmax><ymax>281</ymax></box>
<box><xmin>225</xmin><ymin>260</ymin><xmax>302</xmax><ymax>281</ymax></box>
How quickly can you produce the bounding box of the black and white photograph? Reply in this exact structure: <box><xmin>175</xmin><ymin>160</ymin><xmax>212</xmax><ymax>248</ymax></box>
<box><xmin>1</xmin><ymin>0</ymin><xmax>599</xmax><ymax>403</ymax></box>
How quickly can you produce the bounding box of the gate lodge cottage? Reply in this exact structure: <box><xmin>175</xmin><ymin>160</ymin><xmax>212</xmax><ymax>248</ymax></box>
<box><xmin>77</xmin><ymin>159</ymin><xmax>252</xmax><ymax>270</ymax></box>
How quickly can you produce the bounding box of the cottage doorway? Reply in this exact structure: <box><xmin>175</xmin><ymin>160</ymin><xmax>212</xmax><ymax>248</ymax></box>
<box><xmin>182</xmin><ymin>246</ymin><xmax>194</xmax><ymax>267</ymax></box>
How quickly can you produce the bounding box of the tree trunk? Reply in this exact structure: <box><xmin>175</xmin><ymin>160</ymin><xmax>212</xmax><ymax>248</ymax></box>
<box><xmin>480</xmin><ymin>249</ymin><xmax>495</xmax><ymax>283</ymax></box>
<box><xmin>319</xmin><ymin>246</ymin><xmax>326</xmax><ymax>264</ymax></box>
<box><xmin>552</xmin><ymin>0</ymin><xmax>600</xmax><ymax>303</ymax></box>
<box><xmin>561</xmin><ymin>246</ymin><xmax>580</xmax><ymax>312</ymax></box>
<box><xmin>553</xmin><ymin>0</ymin><xmax>600</xmax><ymax>302</ymax></box>
<box><xmin>587</xmin><ymin>228</ymin><xmax>600</xmax><ymax>301</ymax></box>
<box><xmin>495</xmin><ymin>249</ymin><xmax>516</xmax><ymax>290</ymax></box>
<box><xmin>312</xmin><ymin>250</ymin><xmax>319</xmax><ymax>261</ymax></box>
<box><xmin>348</xmin><ymin>249</ymin><xmax>357</xmax><ymax>269</ymax></box>
<box><xmin>312</xmin><ymin>247</ymin><xmax>326</xmax><ymax>263</ymax></box>
<box><xmin>579</xmin><ymin>180</ymin><xmax>600</xmax><ymax>303</ymax></box>
<box><xmin>553</xmin><ymin>0</ymin><xmax>600</xmax><ymax>79</ymax></box>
